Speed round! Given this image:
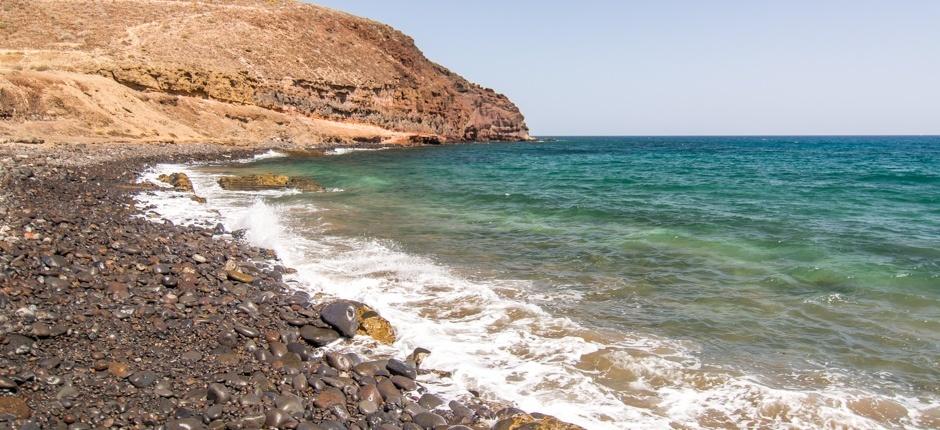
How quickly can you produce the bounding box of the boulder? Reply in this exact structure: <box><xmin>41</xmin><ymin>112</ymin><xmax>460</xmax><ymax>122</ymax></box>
<box><xmin>356</xmin><ymin>304</ymin><xmax>396</xmax><ymax>344</ymax></box>
<box><xmin>157</xmin><ymin>172</ymin><xmax>194</xmax><ymax>192</ymax></box>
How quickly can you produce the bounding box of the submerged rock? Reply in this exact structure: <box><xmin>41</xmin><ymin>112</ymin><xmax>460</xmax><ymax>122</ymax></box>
<box><xmin>217</xmin><ymin>174</ymin><xmax>324</xmax><ymax>192</ymax></box>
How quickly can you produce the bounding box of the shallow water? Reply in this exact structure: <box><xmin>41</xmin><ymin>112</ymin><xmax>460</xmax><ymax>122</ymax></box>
<box><xmin>144</xmin><ymin>136</ymin><xmax>940</xmax><ymax>429</ymax></box>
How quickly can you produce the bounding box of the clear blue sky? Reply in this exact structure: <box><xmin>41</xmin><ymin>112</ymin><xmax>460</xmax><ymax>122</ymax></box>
<box><xmin>312</xmin><ymin>1</ymin><xmax>940</xmax><ymax>136</ymax></box>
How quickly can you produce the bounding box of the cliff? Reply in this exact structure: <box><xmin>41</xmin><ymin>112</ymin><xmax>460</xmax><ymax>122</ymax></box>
<box><xmin>0</xmin><ymin>0</ymin><xmax>531</xmax><ymax>145</ymax></box>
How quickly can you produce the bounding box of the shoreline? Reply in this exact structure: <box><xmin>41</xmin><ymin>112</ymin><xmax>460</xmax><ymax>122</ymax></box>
<box><xmin>0</xmin><ymin>142</ymin><xmax>581</xmax><ymax>429</ymax></box>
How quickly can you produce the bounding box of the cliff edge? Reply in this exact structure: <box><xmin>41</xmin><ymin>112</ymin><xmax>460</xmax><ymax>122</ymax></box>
<box><xmin>0</xmin><ymin>0</ymin><xmax>531</xmax><ymax>145</ymax></box>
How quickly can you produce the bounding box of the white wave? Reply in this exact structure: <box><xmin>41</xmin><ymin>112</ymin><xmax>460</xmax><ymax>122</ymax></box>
<box><xmin>246</xmin><ymin>149</ymin><xmax>288</xmax><ymax>162</ymax></box>
<box><xmin>135</xmin><ymin>163</ymin><xmax>935</xmax><ymax>430</ymax></box>
<box><xmin>328</xmin><ymin>147</ymin><xmax>388</xmax><ymax>155</ymax></box>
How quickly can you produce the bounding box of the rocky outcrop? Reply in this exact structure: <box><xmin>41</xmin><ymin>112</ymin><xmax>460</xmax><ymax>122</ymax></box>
<box><xmin>217</xmin><ymin>174</ymin><xmax>324</xmax><ymax>192</ymax></box>
<box><xmin>0</xmin><ymin>0</ymin><xmax>531</xmax><ymax>144</ymax></box>
<box><xmin>157</xmin><ymin>172</ymin><xmax>194</xmax><ymax>192</ymax></box>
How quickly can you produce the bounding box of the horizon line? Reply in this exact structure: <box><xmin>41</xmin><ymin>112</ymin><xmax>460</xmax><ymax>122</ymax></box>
<box><xmin>531</xmin><ymin>134</ymin><xmax>940</xmax><ymax>138</ymax></box>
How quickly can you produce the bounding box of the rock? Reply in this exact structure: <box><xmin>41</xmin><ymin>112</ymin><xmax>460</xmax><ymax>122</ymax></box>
<box><xmin>218</xmin><ymin>174</ymin><xmax>323</xmax><ymax>192</ymax></box>
<box><xmin>108</xmin><ymin>362</ymin><xmax>132</xmax><ymax>378</ymax></box>
<box><xmin>207</xmin><ymin>383</ymin><xmax>230</xmax><ymax>404</ymax></box>
<box><xmin>299</xmin><ymin>325</ymin><xmax>341</xmax><ymax>346</ymax></box>
<box><xmin>192</xmin><ymin>254</ymin><xmax>208</xmax><ymax>263</ymax></box>
<box><xmin>275</xmin><ymin>393</ymin><xmax>305</xmax><ymax>415</ymax></box>
<box><xmin>286</xmin><ymin>177</ymin><xmax>325</xmax><ymax>192</ymax></box>
<box><xmin>234</xmin><ymin>324</ymin><xmax>259</xmax><ymax>338</ymax></box>
<box><xmin>0</xmin><ymin>396</ymin><xmax>31</xmax><ymax>418</ymax></box>
<box><xmin>265</xmin><ymin>409</ymin><xmax>288</xmax><ymax>428</ymax></box>
<box><xmin>376</xmin><ymin>379</ymin><xmax>402</xmax><ymax>405</ymax></box>
<box><xmin>409</xmin><ymin>347</ymin><xmax>431</xmax><ymax>369</ymax></box>
<box><xmin>325</xmin><ymin>352</ymin><xmax>351</xmax><ymax>371</ymax></box>
<box><xmin>0</xmin><ymin>376</ymin><xmax>18</xmax><ymax>389</ymax></box>
<box><xmin>313</xmin><ymin>388</ymin><xmax>345</xmax><ymax>409</ymax></box>
<box><xmin>226</xmin><ymin>270</ymin><xmax>255</xmax><ymax>283</ymax></box>
<box><xmin>491</xmin><ymin>414</ymin><xmax>585</xmax><ymax>430</ymax></box>
<box><xmin>390</xmin><ymin>375</ymin><xmax>417</xmax><ymax>391</ymax></box>
<box><xmin>412</xmin><ymin>412</ymin><xmax>446</xmax><ymax>429</ymax></box>
<box><xmin>417</xmin><ymin>393</ymin><xmax>444</xmax><ymax>409</ymax></box>
<box><xmin>166</xmin><ymin>418</ymin><xmax>206</xmax><ymax>430</ymax></box>
<box><xmin>358</xmin><ymin>400</ymin><xmax>378</xmax><ymax>414</ymax></box>
<box><xmin>158</xmin><ymin>172</ymin><xmax>194</xmax><ymax>192</ymax></box>
<box><xmin>320</xmin><ymin>301</ymin><xmax>359</xmax><ymax>337</ymax></box>
<box><xmin>386</xmin><ymin>358</ymin><xmax>417</xmax><ymax>380</ymax></box>
<box><xmin>41</xmin><ymin>255</ymin><xmax>67</xmax><ymax>268</ymax></box>
<box><xmin>128</xmin><ymin>371</ymin><xmax>158</xmax><ymax>388</ymax></box>
<box><xmin>218</xmin><ymin>174</ymin><xmax>289</xmax><ymax>190</ymax></box>
<box><xmin>356</xmin><ymin>304</ymin><xmax>396</xmax><ymax>344</ymax></box>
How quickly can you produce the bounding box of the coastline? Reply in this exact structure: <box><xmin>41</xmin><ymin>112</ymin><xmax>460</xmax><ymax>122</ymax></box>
<box><xmin>0</xmin><ymin>142</ymin><xmax>580</xmax><ymax>430</ymax></box>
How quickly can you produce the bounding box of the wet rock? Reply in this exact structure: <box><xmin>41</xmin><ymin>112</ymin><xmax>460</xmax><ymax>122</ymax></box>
<box><xmin>226</xmin><ymin>270</ymin><xmax>255</xmax><ymax>283</ymax></box>
<box><xmin>356</xmin><ymin>304</ymin><xmax>396</xmax><ymax>344</ymax></box>
<box><xmin>417</xmin><ymin>393</ymin><xmax>444</xmax><ymax>410</ymax></box>
<box><xmin>300</xmin><ymin>325</ymin><xmax>341</xmax><ymax>346</ymax></box>
<box><xmin>218</xmin><ymin>174</ymin><xmax>323</xmax><ymax>192</ymax></box>
<box><xmin>313</xmin><ymin>388</ymin><xmax>346</xmax><ymax>409</ymax></box>
<box><xmin>320</xmin><ymin>301</ymin><xmax>359</xmax><ymax>337</ymax></box>
<box><xmin>390</xmin><ymin>375</ymin><xmax>416</xmax><ymax>391</ymax></box>
<box><xmin>158</xmin><ymin>172</ymin><xmax>195</xmax><ymax>192</ymax></box>
<box><xmin>387</xmin><ymin>358</ymin><xmax>417</xmax><ymax>380</ymax></box>
<box><xmin>412</xmin><ymin>412</ymin><xmax>446</xmax><ymax>429</ymax></box>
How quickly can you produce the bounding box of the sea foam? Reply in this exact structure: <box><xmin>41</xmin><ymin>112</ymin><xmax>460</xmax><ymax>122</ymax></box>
<box><xmin>135</xmin><ymin>161</ymin><xmax>932</xmax><ymax>430</ymax></box>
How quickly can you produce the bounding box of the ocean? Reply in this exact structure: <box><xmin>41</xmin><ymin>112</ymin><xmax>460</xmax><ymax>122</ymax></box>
<box><xmin>140</xmin><ymin>136</ymin><xmax>940</xmax><ymax>429</ymax></box>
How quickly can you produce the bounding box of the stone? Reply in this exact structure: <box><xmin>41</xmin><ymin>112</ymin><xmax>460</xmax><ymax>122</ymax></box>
<box><xmin>386</xmin><ymin>358</ymin><xmax>417</xmax><ymax>379</ymax></box>
<box><xmin>376</xmin><ymin>379</ymin><xmax>401</xmax><ymax>405</ymax></box>
<box><xmin>166</xmin><ymin>418</ymin><xmax>206</xmax><ymax>430</ymax></box>
<box><xmin>358</xmin><ymin>400</ymin><xmax>378</xmax><ymax>414</ymax></box>
<box><xmin>108</xmin><ymin>362</ymin><xmax>132</xmax><ymax>379</ymax></box>
<box><xmin>320</xmin><ymin>301</ymin><xmax>358</xmax><ymax>337</ymax></box>
<box><xmin>128</xmin><ymin>371</ymin><xmax>158</xmax><ymax>388</ymax></box>
<box><xmin>300</xmin><ymin>325</ymin><xmax>341</xmax><ymax>346</ymax></box>
<box><xmin>417</xmin><ymin>393</ymin><xmax>444</xmax><ymax>410</ymax></box>
<box><xmin>0</xmin><ymin>396</ymin><xmax>31</xmax><ymax>419</ymax></box>
<box><xmin>207</xmin><ymin>383</ymin><xmax>230</xmax><ymax>404</ymax></box>
<box><xmin>234</xmin><ymin>324</ymin><xmax>259</xmax><ymax>338</ymax></box>
<box><xmin>390</xmin><ymin>375</ymin><xmax>417</xmax><ymax>391</ymax></box>
<box><xmin>313</xmin><ymin>388</ymin><xmax>345</xmax><ymax>409</ymax></box>
<box><xmin>412</xmin><ymin>412</ymin><xmax>446</xmax><ymax>429</ymax></box>
<box><xmin>265</xmin><ymin>409</ymin><xmax>288</xmax><ymax>428</ymax></box>
<box><xmin>226</xmin><ymin>270</ymin><xmax>254</xmax><ymax>283</ymax></box>
<box><xmin>275</xmin><ymin>393</ymin><xmax>304</xmax><ymax>415</ymax></box>
<box><xmin>218</xmin><ymin>174</ymin><xmax>323</xmax><ymax>192</ymax></box>
<box><xmin>158</xmin><ymin>173</ymin><xmax>194</xmax><ymax>192</ymax></box>
<box><xmin>356</xmin><ymin>305</ymin><xmax>396</xmax><ymax>344</ymax></box>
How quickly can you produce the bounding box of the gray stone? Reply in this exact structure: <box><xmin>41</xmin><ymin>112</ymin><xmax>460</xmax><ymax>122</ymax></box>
<box><xmin>319</xmin><ymin>301</ymin><xmax>358</xmax><ymax>337</ymax></box>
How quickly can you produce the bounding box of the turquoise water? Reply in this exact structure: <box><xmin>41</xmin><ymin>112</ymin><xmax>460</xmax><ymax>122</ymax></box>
<box><xmin>214</xmin><ymin>136</ymin><xmax>940</xmax><ymax>427</ymax></box>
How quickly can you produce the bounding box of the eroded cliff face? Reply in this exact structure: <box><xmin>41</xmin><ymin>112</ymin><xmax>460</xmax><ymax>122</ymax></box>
<box><xmin>0</xmin><ymin>0</ymin><xmax>530</xmax><ymax>144</ymax></box>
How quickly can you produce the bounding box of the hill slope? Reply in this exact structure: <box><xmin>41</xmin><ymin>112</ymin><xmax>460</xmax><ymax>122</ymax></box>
<box><xmin>0</xmin><ymin>0</ymin><xmax>531</xmax><ymax>145</ymax></box>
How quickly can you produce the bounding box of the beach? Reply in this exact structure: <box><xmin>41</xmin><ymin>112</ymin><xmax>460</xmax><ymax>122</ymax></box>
<box><xmin>0</xmin><ymin>141</ymin><xmax>579</xmax><ymax>430</ymax></box>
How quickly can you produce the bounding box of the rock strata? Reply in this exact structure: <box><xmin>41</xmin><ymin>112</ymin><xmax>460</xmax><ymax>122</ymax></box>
<box><xmin>0</xmin><ymin>0</ymin><xmax>531</xmax><ymax>144</ymax></box>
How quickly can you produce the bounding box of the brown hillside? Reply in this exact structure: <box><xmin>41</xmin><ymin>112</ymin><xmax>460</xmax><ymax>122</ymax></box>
<box><xmin>0</xmin><ymin>0</ymin><xmax>530</xmax><ymax>145</ymax></box>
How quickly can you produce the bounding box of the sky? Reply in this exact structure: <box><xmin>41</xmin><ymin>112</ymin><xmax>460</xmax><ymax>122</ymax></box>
<box><xmin>311</xmin><ymin>1</ymin><xmax>940</xmax><ymax>136</ymax></box>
